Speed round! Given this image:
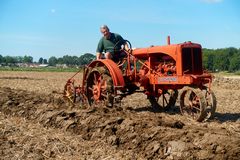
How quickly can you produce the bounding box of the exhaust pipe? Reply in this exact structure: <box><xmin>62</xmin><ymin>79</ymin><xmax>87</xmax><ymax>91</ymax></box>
<box><xmin>167</xmin><ymin>36</ymin><xmax>170</xmax><ymax>45</ymax></box>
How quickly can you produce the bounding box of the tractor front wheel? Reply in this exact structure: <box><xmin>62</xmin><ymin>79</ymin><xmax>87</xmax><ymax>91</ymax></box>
<box><xmin>203</xmin><ymin>88</ymin><xmax>217</xmax><ymax>120</ymax></box>
<box><xmin>179</xmin><ymin>86</ymin><xmax>207</xmax><ymax>122</ymax></box>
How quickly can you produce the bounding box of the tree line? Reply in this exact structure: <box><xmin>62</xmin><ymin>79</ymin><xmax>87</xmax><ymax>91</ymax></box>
<box><xmin>0</xmin><ymin>55</ymin><xmax>33</xmax><ymax>64</ymax></box>
<box><xmin>1</xmin><ymin>48</ymin><xmax>240</xmax><ymax>72</ymax></box>
<box><xmin>202</xmin><ymin>47</ymin><xmax>240</xmax><ymax>72</ymax></box>
<box><xmin>0</xmin><ymin>53</ymin><xmax>95</xmax><ymax>67</ymax></box>
<box><xmin>47</xmin><ymin>53</ymin><xmax>95</xmax><ymax>66</ymax></box>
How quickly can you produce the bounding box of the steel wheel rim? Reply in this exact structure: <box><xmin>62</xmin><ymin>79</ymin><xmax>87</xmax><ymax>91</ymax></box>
<box><xmin>180</xmin><ymin>89</ymin><xmax>203</xmax><ymax>120</ymax></box>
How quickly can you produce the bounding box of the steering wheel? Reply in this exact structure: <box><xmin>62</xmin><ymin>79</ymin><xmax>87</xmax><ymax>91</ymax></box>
<box><xmin>112</xmin><ymin>39</ymin><xmax>132</xmax><ymax>66</ymax></box>
<box><xmin>113</xmin><ymin>39</ymin><xmax>132</xmax><ymax>54</ymax></box>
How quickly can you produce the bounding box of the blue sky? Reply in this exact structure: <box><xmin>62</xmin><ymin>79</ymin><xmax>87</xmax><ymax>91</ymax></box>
<box><xmin>0</xmin><ymin>0</ymin><xmax>239</xmax><ymax>61</ymax></box>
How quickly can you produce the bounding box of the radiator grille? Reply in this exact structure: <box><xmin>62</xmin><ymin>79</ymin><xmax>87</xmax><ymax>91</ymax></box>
<box><xmin>182</xmin><ymin>48</ymin><xmax>203</xmax><ymax>74</ymax></box>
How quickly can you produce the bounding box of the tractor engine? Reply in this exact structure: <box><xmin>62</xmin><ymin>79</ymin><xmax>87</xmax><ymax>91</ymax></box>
<box><xmin>156</xmin><ymin>62</ymin><xmax>176</xmax><ymax>76</ymax></box>
<box><xmin>137</xmin><ymin>55</ymin><xmax>177</xmax><ymax>89</ymax></box>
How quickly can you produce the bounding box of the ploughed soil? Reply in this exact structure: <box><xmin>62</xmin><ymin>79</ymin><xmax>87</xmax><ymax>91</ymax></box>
<box><xmin>0</xmin><ymin>71</ymin><xmax>240</xmax><ymax>159</ymax></box>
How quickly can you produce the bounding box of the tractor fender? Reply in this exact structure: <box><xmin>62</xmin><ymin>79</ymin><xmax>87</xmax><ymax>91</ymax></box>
<box><xmin>86</xmin><ymin>59</ymin><xmax>125</xmax><ymax>89</ymax></box>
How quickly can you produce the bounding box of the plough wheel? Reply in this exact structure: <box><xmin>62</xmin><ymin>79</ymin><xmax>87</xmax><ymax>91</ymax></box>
<box><xmin>64</xmin><ymin>80</ymin><xmax>76</xmax><ymax>103</ymax></box>
<box><xmin>203</xmin><ymin>88</ymin><xmax>217</xmax><ymax>119</ymax></box>
<box><xmin>148</xmin><ymin>89</ymin><xmax>178</xmax><ymax>110</ymax></box>
<box><xmin>179</xmin><ymin>87</ymin><xmax>207</xmax><ymax>122</ymax></box>
<box><xmin>86</xmin><ymin>67</ymin><xmax>114</xmax><ymax>107</ymax></box>
<box><xmin>63</xmin><ymin>80</ymin><xmax>88</xmax><ymax>107</ymax></box>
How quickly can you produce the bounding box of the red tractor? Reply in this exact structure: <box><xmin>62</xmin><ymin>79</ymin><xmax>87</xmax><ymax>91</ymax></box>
<box><xmin>64</xmin><ymin>36</ymin><xmax>216</xmax><ymax>122</ymax></box>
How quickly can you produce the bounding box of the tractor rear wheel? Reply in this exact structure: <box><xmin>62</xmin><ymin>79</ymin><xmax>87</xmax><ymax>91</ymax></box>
<box><xmin>148</xmin><ymin>89</ymin><xmax>178</xmax><ymax>111</ymax></box>
<box><xmin>179</xmin><ymin>86</ymin><xmax>207</xmax><ymax>122</ymax></box>
<box><xmin>86</xmin><ymin>67</ymin><xmax>114</xmax><ymax>107</ymax></box>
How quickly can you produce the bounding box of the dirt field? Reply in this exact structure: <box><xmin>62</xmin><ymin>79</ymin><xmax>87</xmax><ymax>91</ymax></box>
<box><xmin>0</xmin><ymin>71</ymin><xmax>240</xmax><ymax>159</ymax></box>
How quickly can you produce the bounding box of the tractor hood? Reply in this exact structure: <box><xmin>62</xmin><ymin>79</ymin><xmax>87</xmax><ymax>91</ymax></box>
<box><xmin>132</xmin><ymin>42</ymin><xmax>202</xmax><ymax>61</ymax></box>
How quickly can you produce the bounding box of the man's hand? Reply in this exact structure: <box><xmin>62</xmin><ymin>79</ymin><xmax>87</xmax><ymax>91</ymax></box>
<box><xmin>96</xmin><ymin>52</ymin><xmax>102</xmax><ymax>60</ymax></box>
<box><xmin>127</xmin><ymin>48</ymin><xmax>132</xmax><ymax>53</ymax></box>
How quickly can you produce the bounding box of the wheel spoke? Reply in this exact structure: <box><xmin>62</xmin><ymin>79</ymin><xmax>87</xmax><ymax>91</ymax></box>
<box><xmin>192</xmin><ymin>94</ymin><xmax>198</xmax><ymax>101</ymax></box>
<box><xmin>88</xmin><ymin>87</ymin><xmax>93</xmax><ymax>91</ymax></box>
<box><xmin>187</xmin><ymin>100</ymin><xmax>193</xmax><ymax>107</ymax></box>
<box><xmin>100</xmin><ymin>92</ymin><xmax>107</xmax><ymax>98</ymax></box>
<box><xmin>163</xmin><ymin>95</ymin><xmax>168</xmax><ymax>104</ymax></box>
<box><xmin>162</xmin><ymin>95</ymin><xmax>165</xmax><ymax>107</ymax></box>
<box><xmin>189</xmin><ymin>92</ymin><xmax>195</xmax><ymax>100</ymax></box>
<box><xmin>100</xmin><ymin>80</ymin><xmax>107</xmax><ymax>89</ymax></box>
<box><xmin>192</xmin><ymin>106</ymin><xmax>201</xmax><ymax>111</ymax></box>
<box><xmin>97</xmin><ymin>75</ymin><xmax>102</xmax><ymax>83</ymax></box>
<box><xmin>93</xmin><ymin>73</ymin><xmax>98</xmax><ymax>84</ymax></box>
<box><xmin>166</xmin><ymin>91</ymin><xmax>170</xmax><ymax>95</ymax></box>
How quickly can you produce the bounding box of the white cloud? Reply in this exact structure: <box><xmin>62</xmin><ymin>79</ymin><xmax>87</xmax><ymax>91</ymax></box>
<box><xmin>200</xmin><ymin>0</ymin><xmax>223</xmax><ymax>3</ymax></box>
<box><xmin>51</xmin><ymin>9</ymin><xmax>56</xmax><ymax>13</ymax></box>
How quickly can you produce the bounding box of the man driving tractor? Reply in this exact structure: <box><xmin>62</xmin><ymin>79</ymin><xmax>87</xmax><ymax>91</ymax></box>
<box><xmin>96</xmin><ymin>25</ymin><xmax>129</xmax><ymax>62</ymax></box>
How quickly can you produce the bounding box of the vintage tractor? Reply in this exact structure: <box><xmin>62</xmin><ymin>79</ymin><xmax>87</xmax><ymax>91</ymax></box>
<box><xmin>64</xmin><ymin>36</ymin><xmax>216</xmax><ymax>122</ymax></box>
